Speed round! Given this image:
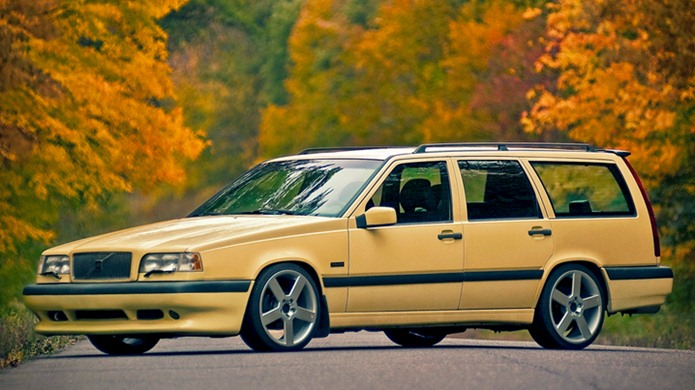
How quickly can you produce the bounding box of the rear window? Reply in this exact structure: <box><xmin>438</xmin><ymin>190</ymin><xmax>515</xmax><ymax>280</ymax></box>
<box><xmin>531</xmin><ymin>162</ymin><xmax>635</xmax><ymax>218</ymax></box>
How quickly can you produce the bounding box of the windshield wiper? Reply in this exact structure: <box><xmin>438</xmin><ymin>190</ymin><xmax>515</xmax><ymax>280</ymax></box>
<box><xmin>40</xmin><ymin>271</ymin><xmax>62</xmax><ymax>280</ymax></box>
<box><xmin>237</xmin><ymin>209</ymin><xmax>298</xmax><ymax>216</ymax></box>
<box><xmin>191</xmin><ymin>209</ymin><xmax>299</xmax><ymax>217</ymax></box>
<box><xmin>144</xmin><ymin>269</ymin><xmax>176</xmax><ymax>278</ymax></box>
<box><xmin>189</xmin><ymin>211</ymin><xmax>224</xmax><ymax>217</ymax></box>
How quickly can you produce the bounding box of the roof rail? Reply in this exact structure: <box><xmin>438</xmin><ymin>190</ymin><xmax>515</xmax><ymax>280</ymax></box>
<box><xmin>413</xmin><ymin>142</ymin><xmax>596</xmax><ymax>154</ymax></box>
<box><xmin>298</xmin><ymin>146</ymin><xmax>402</xmax><ymax>155</ymax></box>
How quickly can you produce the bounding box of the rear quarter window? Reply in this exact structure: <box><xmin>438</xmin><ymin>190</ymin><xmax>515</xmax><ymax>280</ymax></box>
<box><xmin>531</xmin><ymin>162</ymin><xmax>635</xmax><ymax>218</ymax></box>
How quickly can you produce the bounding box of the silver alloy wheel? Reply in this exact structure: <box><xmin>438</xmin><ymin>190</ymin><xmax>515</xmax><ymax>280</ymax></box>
<box><xmin>258</xmin><ymin>269</ymin><xmax>318</xmax><ymax>348</ymax></box>
<box><xmin>548</xmin><ymin>269</ymin><xmax>603</xmax><ymax>344</ymax></box>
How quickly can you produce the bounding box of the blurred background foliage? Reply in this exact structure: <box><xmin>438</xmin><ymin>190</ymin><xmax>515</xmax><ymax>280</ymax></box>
<box><xmin>1</xmin><ymin>0</ymin><xmax>692</xmax><ymax>366</ymax></box>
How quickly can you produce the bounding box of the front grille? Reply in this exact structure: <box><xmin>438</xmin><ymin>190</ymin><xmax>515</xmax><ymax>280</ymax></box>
<box><xmin>73</xmin><ymin>252</ymin><xmax>132</xmax><ymax>280</ymax></box>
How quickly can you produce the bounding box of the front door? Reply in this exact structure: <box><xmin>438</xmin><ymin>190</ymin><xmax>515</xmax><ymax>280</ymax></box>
<box><xmin>347</xmin><ymin>160</ymin><xmax>464</xmax><ymax>312</ymax></box>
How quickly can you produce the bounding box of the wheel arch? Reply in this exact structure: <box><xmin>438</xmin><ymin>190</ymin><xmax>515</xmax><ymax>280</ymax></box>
<box><xmin>535</xmin><ymin>259</ymin><xmax>609</xmax><ymax>310</ymax></box>
<box><xmin>529</xmin><ymin>260</ymin><xmax>608</xmax><ymax>349</ymax></box>
<box><xmin>253</xmin><ymin>259</ymin><xmax>324</xmax><ymax>293</ymax></box>
<box><xmin>249</xmin><ymin>259</ymin><xmax>331</xmax><ymax>338</ymax></box>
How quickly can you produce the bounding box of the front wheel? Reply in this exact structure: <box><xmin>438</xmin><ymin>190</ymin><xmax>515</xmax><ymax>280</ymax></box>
<box><xmin>529</xmin><ymin>264</ymin><xmax>605</xmax><ymax>350</ymax></box>
<box><xmin>384</xmin><ymin>329</ymin><xmax>447</xmax><ymax>347</ymax></box>
<box><xmin>88</xmin><ymin>335</ymin><xmax>159</xmax><ymax>355</ymax></box>
<box><xmin>241</xmin><ymin>264</ymin><xmax>320</xmax><ymax>352</ymax></box>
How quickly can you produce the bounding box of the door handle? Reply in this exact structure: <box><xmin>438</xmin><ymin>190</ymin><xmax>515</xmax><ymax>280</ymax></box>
<box><xmin>528</xmin><ymin>227</ymin><xmax>552</xmax><ymax>236</ymax></box>
<box><xmin>438</xmin><ymin>232</ymin><xmax>463</xmax><ymax>240</ymax></box>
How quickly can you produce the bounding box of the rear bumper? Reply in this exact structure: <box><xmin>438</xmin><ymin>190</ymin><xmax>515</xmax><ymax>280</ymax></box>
<box><xmin>23</xmin><ymin>281</ymin><xmax>252</xmax><ymax>337</ymax></box>
<box><xmin>602</xmin><ymin>266</ymin><xmax>673</xmax><ymax>314</ymax></box>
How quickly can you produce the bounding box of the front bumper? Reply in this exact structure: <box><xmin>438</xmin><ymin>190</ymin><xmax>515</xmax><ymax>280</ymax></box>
<box><xmin>23</xmin><ymin>281</ymin><xmax>252</xmax><ymax>336</ymax></box>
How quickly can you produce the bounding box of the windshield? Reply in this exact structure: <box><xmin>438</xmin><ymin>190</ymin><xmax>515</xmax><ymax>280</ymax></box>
<box><xmin>190</xmin><ymin>159</ymin><xmax>382</xmax><ymax>218</ymax></box>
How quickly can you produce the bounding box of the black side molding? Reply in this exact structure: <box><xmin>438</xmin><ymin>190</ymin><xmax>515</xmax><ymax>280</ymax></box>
<box><xmin>23</xmin><ymin>280</ymin><xmax>252</xmax><ymax>296</ymax></box>
<box><xmin>604</xmin><ymin>266</ymin><xmax>673</xmax><ymax>280</ymax></box>
<box><xmin>323</xmin><ymin>269</ymin><xmax>543</xmax><ymax>288</ymax></box>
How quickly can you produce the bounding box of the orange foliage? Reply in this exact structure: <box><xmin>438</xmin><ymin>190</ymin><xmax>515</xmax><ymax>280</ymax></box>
<box><xmin>0</xmin><ymin>0</ymin><xmax>206</xmax><ymax>253</ymax></box>
<box><xmin>259</xmin><ymin>0</ymin><xmax>545</xmax><ymax>157</ymax></box>
<box><xmin>259</xmin><ymin>0</ymin><xmax>358</xmax><ymax>157</ymax></box>
<box><xmin>427</xmin><ymin>0</ymin><xmax>547</xmax><ymax>142</ymax></box>
<box><xmin>523</xmin><ymin>0</ymin><xmax>694</xmax><ymax>181</ymax></box>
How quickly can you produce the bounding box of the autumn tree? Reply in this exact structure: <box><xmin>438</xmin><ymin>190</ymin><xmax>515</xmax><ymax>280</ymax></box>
<box><xmin>259</xmin><ymin>0</ymin><xmax>459</xmax><ymax>154</ymax></box>
<box><xmin>0</xmin><ymin>0</ymin><xmax>205</xmax><ymax>303</ymax></box>
<box><xmin>426</xmin><ymin>0</ymin><xmax>550</xmax><ymax>142</ymax></box>
<box><xmin>162</xmin><ymin>0</ymin><xmax>304</xmax><ymax>199</ymax></box>
<box><xmin>523</xmin><ymin>0</ymin><xmax>693</xmax><ymax>180</ymax></box>
<box><xmin>259</xmin><ymin>0</ymin><xmax>360</xmax><ymax>157</ymax></box>
<box><xmin>343</xmin><ymin>0</ymin><xmax>456</xmax><ymax>145</ymax></box>
<box><xmin>258</xmin><ymin>0</ymin><xmax>552</xmax><ymax>157</ymax></box>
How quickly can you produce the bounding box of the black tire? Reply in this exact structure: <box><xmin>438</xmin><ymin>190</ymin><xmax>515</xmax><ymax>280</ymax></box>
<box><xmin>529</xmin><ymin>264</ymin><xmax>605</xmax><ymax>350</ymax></box>
<box><xmin>384</xmin><ymin>329</ymin><xmax>446</xmax><ymax>347</ymax></box>
<box><xmin>241</xmin><ymin>263</ymin><xmax>320</xmax><ymax>352</ymax></box>
<box><xmin>88</xmin><ymin>335</ymin><xmax>159</xmax><ymax>355</ymax></box>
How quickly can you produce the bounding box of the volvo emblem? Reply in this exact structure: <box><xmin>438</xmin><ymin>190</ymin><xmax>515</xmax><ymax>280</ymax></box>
<box><xmin>93</xmin><ymin>253</ymin><xmax>113</xmax><ymax>271</ymax></box>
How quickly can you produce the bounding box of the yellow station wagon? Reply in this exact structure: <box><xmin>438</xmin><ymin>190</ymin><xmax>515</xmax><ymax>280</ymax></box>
<box><xmin>24</xmin><ymin>143</ymin><xmax>673</xmax><ymax>354</ymax></box>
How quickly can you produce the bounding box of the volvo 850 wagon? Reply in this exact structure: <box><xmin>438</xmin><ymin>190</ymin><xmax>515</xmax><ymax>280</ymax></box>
<box><xmin>24</xmin><ymin>143</ymin><xmax>673</xmax><ymax>354</ymax></box>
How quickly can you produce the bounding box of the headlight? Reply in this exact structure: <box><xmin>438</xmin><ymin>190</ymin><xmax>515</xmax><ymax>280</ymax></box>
<box><xmin>39</xmin><ymin>255</ymin><xmax>70</xmax><ymax>278</ymax></box>
<box><xmin>139</xmin><ymin>253</ymin><xmax>203</xmax><ymax>277</ymax></box>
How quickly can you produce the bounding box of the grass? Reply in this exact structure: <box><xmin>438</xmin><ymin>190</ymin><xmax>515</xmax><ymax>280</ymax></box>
<box><xmin>599</xmin><ymin>305</ymin><xmax>695</xmax><ymax>350</ymax></box>
<box><xmin>0</xmin><ymin>300</ymin><xmax>78</xmax><ymax>369</ymax></box>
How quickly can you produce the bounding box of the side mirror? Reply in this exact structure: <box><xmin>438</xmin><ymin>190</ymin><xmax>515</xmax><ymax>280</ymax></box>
<box><xmin>356</xmin><ymin>207</ymin><xmax>397</xmax><ymax>229</ymax></box>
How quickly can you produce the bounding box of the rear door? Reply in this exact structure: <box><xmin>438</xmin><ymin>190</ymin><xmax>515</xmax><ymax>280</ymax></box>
<box><xmin>457</xmin><ymin>159</ymin><xmax>554</xmax><ymax>310</ymax></box>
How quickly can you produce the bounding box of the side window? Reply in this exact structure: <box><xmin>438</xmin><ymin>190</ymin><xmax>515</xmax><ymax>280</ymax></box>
<box><xmin>531</xmin><ymin>162</ymin><xmax>635</xmax><ymax>217</ymax></box>
<box><xmin>459</xmin><ymin>160</ymin><xmax>541</xmax><ymax>220</ymax></box>
<box><xmin>369</xmin><ymin>161</ymin><xmax>452</xmax><ymax>224</ymax></box>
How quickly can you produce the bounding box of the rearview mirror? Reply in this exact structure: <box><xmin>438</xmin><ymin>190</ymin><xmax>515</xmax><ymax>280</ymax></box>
<box><xmin>356</xmin><ymin>207</ymin><xmax>397</xmax><ymax>229</ymax></box>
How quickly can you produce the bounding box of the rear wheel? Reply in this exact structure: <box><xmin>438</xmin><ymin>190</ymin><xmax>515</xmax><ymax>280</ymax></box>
<box><xmin>88</xmin><ymin>335</ymin><xmax>159</xmax><ymax>355</ymax></box>
<box><xmin>384</xmin><ymin>329</ymin><xmax>446</xmax><ymax>347</ymax></box>
<box><xmin>241</xmin><ymin>263</ymin><xmax>320</xmax><ymax>352</ymax></box>
<box><xmin>529</xmin><ymin>264</ymin><xmax>605</xmax><ymax>349</ymax></box>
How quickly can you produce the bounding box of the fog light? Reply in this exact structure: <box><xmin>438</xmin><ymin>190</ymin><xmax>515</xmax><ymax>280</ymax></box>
<box><xmin>48</xmin><ymin>311</ymin><xmax>68</xmax><ymax>322</ymax></box>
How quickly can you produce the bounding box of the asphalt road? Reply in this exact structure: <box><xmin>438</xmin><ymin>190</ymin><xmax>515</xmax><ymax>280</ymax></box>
<box><xmin>2</xmin><ymin>332</ymin><xmax>694</xmax><ymax>390</ymax></box>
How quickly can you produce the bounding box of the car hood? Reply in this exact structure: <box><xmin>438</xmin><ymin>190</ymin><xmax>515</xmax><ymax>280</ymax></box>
<box><xmin>45</xmin><ymin>215</ymin><xmax>340</xmax><ymax>254</ymax></box>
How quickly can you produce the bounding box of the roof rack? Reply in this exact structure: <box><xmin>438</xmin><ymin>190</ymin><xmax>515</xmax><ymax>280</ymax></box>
<box><xmin>298</xmin><ymin>146</ymin><xmax>403</xmax><ymax>155</ymax></box>
<box><xmin>413</xmin><ymin>142</ymin><xmax>597</xmax><ymax>154</ymax></box>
